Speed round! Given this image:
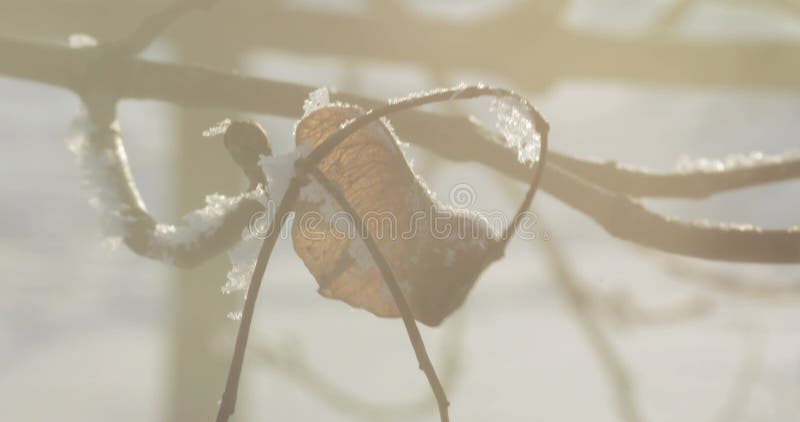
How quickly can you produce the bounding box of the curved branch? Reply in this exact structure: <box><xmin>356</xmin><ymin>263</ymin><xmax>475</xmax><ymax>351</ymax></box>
<box><xmin>67</xmin><ymin>108</ymin><xmax>263</xmax><ymax>268</ymax></box>
<box><xmin>548</xmin><ymin>164</ymin><xmax>800</xmax><ymax>263</ymax></box>
<box><xmin>253</xmin><ymin>321</ymin><xmax>464</xmax><ymax>421</ymax></box>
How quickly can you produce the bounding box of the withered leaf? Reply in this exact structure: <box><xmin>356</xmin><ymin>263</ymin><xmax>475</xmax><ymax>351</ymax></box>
<box><xmin>292</xmin><ymin>106</ymin><xmax>498</xmax><ymax>326</ymax></box>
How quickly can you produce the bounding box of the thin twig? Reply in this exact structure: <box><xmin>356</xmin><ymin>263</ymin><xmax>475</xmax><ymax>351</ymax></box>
<box><xmin>216</xmin><ymin>84</ymin><xmax>547</xmax><ymax>422</ymax></box>
<box><xmin>580</xmin><ymin>283</ymin><xmax>712</xmax><ymax>327</ymax></box>
<box><xmin>650</xmin><ymin>254</ymin><xmax>800</xmax><ymax>302</ymax></box>
<box><xmin>215</xmin><ymin>179</ymin><xmax>301</xmax><ymax>422</ymax></box>
<box><xmin>253</xmin><ymin>312</ymin><xmax>465</xmax><ymax>421</ymax></box>
<box><xmin>308</xmin><ymin>167</ymin><xmax>450</xmax><ymax>422</ymax></box>
<box><xmin>547</xmin><ymin>151</ymin><xmax>800</xmax><ymax>199</ymax></box>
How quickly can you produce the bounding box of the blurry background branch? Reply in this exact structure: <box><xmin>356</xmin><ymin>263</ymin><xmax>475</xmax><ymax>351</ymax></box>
<box><xmin>2</xmin><ymin>1</ymin><xmax>800</xmax><ymax>90</ymax></box>
<box><xmin>253</xmin><ymin>313</ymin><xmax>464</xmax><ymax>422</ymax></box>
<box><xmin>540</xmin><ymin>236</ymin><xmax>644</xmax><ymax>422</ymax></box>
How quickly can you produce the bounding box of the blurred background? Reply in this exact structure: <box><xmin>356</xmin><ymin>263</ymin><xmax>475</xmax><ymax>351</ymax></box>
<box><xmin>1</xmin><ymin>0</ymin><xmax>800</xmax><ymax>421</ymax></box>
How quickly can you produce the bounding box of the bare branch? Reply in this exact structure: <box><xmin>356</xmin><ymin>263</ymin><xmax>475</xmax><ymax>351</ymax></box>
<box><xmin>309</xmin><ymin>167</ymin><xmax>450</xmax><ymax>422</ymax></box>
<box><xmin>6</xmin><ymin>37</ymin><xmax>800</xmax><ymax>263</ymax></box>
<box><xmin>652</xmin><ymin>255</ymin><xmax>800</xmax><ymax>302</ymax></box>
<box><xmin>546</xmin><ymin>164</ymin><xmax>800</xmax><ymax>263</ymax></box>
<box><xmin>581</xmin><ymin>284</ymin><xmax>713</xmax><ymax>327</ymax></box>
<box><xmin>104</xmin><ymin>0</ymin><xmax>220</xmax><ymax>57</ymax></box>
<box><xmin>252</xmin><ymin>309</ymin><xmax>465</xmax><ymax>421</ymax></box>
<box><xmin>216</xmin><ymin>178</ymin><xmax>301</xmax><ymax>422</ymax></box>
<box><xmin>547</xmin><ymin>151</ymin><xmax>800</xmax><ymax>199</ymax></box>
<box><xmin>3</xmin><ymin>36</ymin><xmax>799</xmax><ymax>199</ymax></box>
<box><xmin>541</xmin><ymin>237</ymin><xmax>644</xmax><ymax>422</ymax></box>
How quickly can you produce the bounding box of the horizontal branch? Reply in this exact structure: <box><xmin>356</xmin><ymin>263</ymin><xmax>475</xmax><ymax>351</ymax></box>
<box><xmin>3</xmin><ymin>2</ymin><xmax>800</xmax><ymax>91</ymax></box>
<box><xmin>5</xmin><ymin>37</ymin><xmax>800</xmax><ymax>264</ymax></box>
<box><xmin>549</xmin><ymin>164</ymin><xmax>800</xmax><ymax>263</ymax></box>
<box><xmin>3</xmin><ymin>36</ymin><xmax>798</xmax><ymax>201</ymax></box>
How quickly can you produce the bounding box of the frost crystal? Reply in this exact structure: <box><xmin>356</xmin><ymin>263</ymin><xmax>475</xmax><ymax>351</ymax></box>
<box><xmin>299</xmin><ymin>178</ymin><xmax>338</xmax><ymax>218</ymax></box>
<box><xmin>68</xmin><ymin>33</ymin><xmax>98</xmax><ymax>49</ymax></box>
<box><xmin>303</xmin><ymin>87</ymin><xmax>330</xmax><ymax>117</ymax></box>
<box><xmin>219</xmin><ymin>143</ymin><xmax>312</xmax><ymax>301</ymax></box>
<box><xmin>202</xmin><ymin>118</ymin><xmax>232</xmax><ymax>137</ymax></box>
<box><xmin>66</xmin><ymin>110</ymin><xmax>142</xmax><ymax>242</ymax></box>
<box><xmin>490</xmin><ymin>97</ymin><xmax>542</xmax><ymax>165</ymax></box>
<box><xmin>386</xmin><ymin>83</ymin><xmax>470</xmax><ymax>105</ymax></box>
<box><xmin>222</xmin><ymin>228</ymin><xmax>262</xmax><ymax>294</ymax></box>
<box><xmin>675</xmin><ymin>150</ymin><xmax>800</xmax><ymax>173</ymax></box>
<box><xmin>153</xmin><ymin>187</ymin><xmax>266</xmax><ymax>249</ymax></box>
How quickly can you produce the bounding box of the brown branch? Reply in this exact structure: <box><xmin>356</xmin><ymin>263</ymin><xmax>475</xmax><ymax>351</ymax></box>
<box><xmin>236</xmin><ymin>8</ymin><xmax>800</xmax><ymax>91</ymax></box>
<box><xmin>546</xmin><ymin>164</ymin><xmax>800</xmax><ymax>263</ymax></box>
<box><xmin>216</xmin><ymin>178</ymin><xmax>301</xmax><ymax>422</ymax></box>
<box><xmin>4</xmin><ymin>36</ymin><xmax>799</xmax><ymax>199</ymax></box>
<box><xmin>308</xmin><ymin>167</ymin><xmax>450</xmax><ymax>422</ymax></box>
<box><xmin>547</xmin><ymin>151</ymin><xmax>800</xmax><ymax>199</ymax></box>
<box><xmin>5</xmin><ymin>37</ymin><xmax>800</xmax><ymax>264</ymax></box>
<box><xmin>4</xmin><ymin>2</ymin><xmax>800</xmax><ymax>91</ymax></box>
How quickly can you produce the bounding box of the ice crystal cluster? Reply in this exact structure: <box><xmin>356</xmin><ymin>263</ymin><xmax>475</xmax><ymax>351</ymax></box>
<box><xmin>68</xmin><ymin>33</ymin><xmax>98</xmax><ymax>49</ymax></box>
<box><xmin>202</xmin><ymin>118</ymin><xmax>232</xmax><ymax>138</ymax></box>
<box><xmin>303</xmin><ymin>86</ymin><xmax>331</xmax><ymax>116</ymax></box>
<box><xmin>222</xmin><ymin>226</ymin><xmax>262</xmax><ymax>297</ymax></box>
<box><xmin>221</xmin><ymin>130</ymin><xmax>313</xmax><ymax>302</ymax></box>
<box><xmin>490</xmin><ymin>96</ymin><xmax>541</xmax><ymax>165</ymax></box>
<box><xmin>154</xmin><ymin>187</ymin><xmax>266</xmax><ymax>250</ymax></box>
<box><xmin>675</xmin><ymin>150</ymin><xmax>800</xmax><ymax>173</ymax></box>
<box><xmin>66</xmin><ymin>111</ymin><xmax>141</xmax><ymax>248</ymax></box>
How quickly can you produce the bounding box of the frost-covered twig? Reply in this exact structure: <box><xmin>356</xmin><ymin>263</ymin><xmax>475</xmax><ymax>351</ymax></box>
<box><xmin>548</xmin><ymin>164</ymin><xmax>800</xmax><ymax>263</ymax></box>
<box><xmin>547</xmin><ymin>151</ymin><xmax>800</xmax><ymax>199</ymax></box>
<box><xmin>67</xmin><ymin>107</ymin><xmax>265</xmax><ymax>268</ymax></box>
<box><xmin>540</xmin><ymin>237</ymin><xmax>644</xmax><ymax>422</ymax></box>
